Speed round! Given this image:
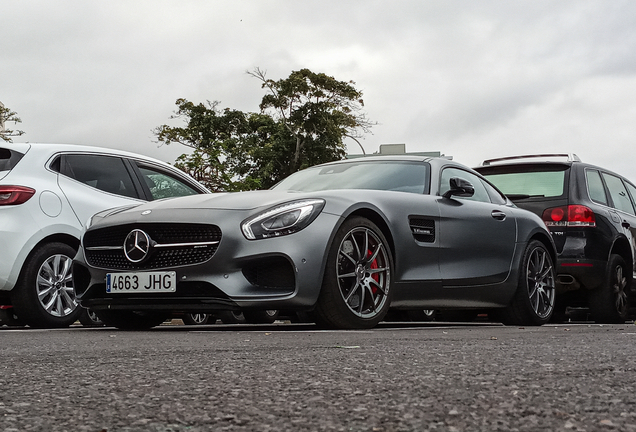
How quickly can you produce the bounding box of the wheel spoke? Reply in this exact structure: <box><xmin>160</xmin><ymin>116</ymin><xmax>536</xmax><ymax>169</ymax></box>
<box><xmin>369</xmin><ymin>277</ymin><xmax>387</xmax><ymax>296</ymax></box>
<box><xmin>362</xmin><ymin>230</ymin><xmax>369</xmax><ymax>262</ymax></box>
<box><xmin>339</xmin><ymin>249</ymin><xmax>358</xmax><ymax>267</ymax></box>
<box><xmin>60</xmin><ymin>288</ymin><xmax>77</xmax><ymax>308</ymax></box>
<box><xmin>357</xmin><ymin>283</ymin><xmax>366</xmax><ymax>313</ymax></box>
<box><xmin>338</xmin><ymin>270</ymin><xmax>357</xmax><ymax>279</ymax></box>
<box><xmin>351</xmin><ymin>233</ymin><xmax>363</xmax><ymax>262</ymax></box>
<box><xmin>41</xmin><ymin>290</ymin><xmax>59</xmax><ymax>313</ymax></box>
<box><xmin>344</xmin><ymin>281</ymin><xmax>361</xmax><ymax>303</ymax></box>
<box><xmin>364</xmin><ymin>285</ymin><xmax>377</xmax><ymax>312</ymax></box>
<box><xmin>37</xmin><ymin>278</ymin><xmax>54</xmax><ymax>298</ymax></box>
<box><xmin>367</xmin><ymin>243</ymin><xmax>381</xmax><ymax>264</ymax></box>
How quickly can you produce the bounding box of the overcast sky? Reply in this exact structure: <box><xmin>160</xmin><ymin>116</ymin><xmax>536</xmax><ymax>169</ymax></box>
<box><xmin>2</xmin><ymin>0</ymin><xmax>636</xmax><ymax>180</ymax></box>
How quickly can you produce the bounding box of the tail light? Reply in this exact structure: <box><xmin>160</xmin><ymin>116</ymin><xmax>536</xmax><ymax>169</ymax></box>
<box><xmin>542</xmin><ymin>205</ymin><xmax>596</xmax><ymax>227</ymax></box>
<box><xmin>0</xmin><ymin>186</ymin><xmax>36</xmax><ymax>206</ymax></box>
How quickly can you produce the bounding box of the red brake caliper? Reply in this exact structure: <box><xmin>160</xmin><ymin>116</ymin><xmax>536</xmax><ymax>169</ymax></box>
<box><xmin>368</xmin><ymin>250</ymin><xmax>379</xmax><ymax>294</ymax></box>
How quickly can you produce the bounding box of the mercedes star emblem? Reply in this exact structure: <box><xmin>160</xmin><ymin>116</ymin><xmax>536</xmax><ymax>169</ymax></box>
<box><xmin>124</xmin><ymin>229</ymin><xmax>151</xmax><ymax>263</ymax></box>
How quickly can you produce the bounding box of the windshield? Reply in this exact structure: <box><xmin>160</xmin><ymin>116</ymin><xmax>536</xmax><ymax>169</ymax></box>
<box><xmin>272</xmin><ymin>160</ymin><xmax>429</xmax><ymax>194</ymax></box>
<box><xmin>482</xmin><ymin>169</ymin><xmax>566</xmax><ymax>198</ymax></box>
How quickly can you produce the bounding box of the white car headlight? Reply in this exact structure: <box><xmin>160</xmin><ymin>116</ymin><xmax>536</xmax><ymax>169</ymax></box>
<box><xmin>241</xmin><ymin>199</ymin><xmax>325</xmax><ymax>240</ymax></box>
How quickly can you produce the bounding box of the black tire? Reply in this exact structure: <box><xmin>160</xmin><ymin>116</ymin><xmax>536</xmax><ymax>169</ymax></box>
<box><xmin>219</xmin><ymin>311</ymin><xmax>247</xmax><ymax>324</ymax></box>
<box><xmin>314</xmin><ymin>217</ymin><xmax>393</xmax><ymax>329</ymax></box>
<box><xmin>406</xmin><ymin>309</ymin><xmax>437</xmax><ymax>321</ymax></box>
<box><xmin>588</xmin><ymin>254</ymin><xmax>630</xmax><ymax>324</ymax></box>
<box><xmin>182</xmin><ymin>313</ymin><xmax>211</xmax><ymax>325</ymax></box>
<box><xmin>11</xmin><ymin>242</ymin><xmax>81</xmax><ymax>328</ymax></box>
<box><xmin>94</xmin><ymin>310</ymin><xmax>169</xmax><ymax>330</ymax></box>
<box><xmin>498</xmin><ymin>240</ymin><xmax>556</xmax><ymax>326</ymax></box>
<box><xmin>243</xmin><ymin>310</ymin><xmax>279</xmax><ymax>324</ymax></box>
<box><xmin>78</xmin><ymin>308</ymin><xmax>104</xmax><ymax>327</ymax></box>
<box><xmin>0</xmin><ymin>307</ymin><xmax>26</xmax><ymax>327</ymax></box>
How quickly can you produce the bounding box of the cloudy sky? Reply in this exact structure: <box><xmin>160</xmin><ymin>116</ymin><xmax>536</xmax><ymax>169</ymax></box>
<box><xmin>2</xmin><ymin>0</ymin><xmax>636</xmax><ymax>180</ymax></box>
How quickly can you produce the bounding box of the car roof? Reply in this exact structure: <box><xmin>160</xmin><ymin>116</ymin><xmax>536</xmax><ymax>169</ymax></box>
<box><xmin>3</xmin><ymin>142</ymin><xmax>174</xmax><ymax>167</ymax></box>
<box><xmin>479</xmin><ymin>153</ymin><xmax>581</xmax><ymax>166</ymax></box>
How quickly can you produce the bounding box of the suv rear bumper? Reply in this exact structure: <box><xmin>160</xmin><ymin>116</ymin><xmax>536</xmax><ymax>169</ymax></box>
<box><xmin>556</xmin><ymin>258</ymin><xmax>606</xmax><ymax>291</ymax></box>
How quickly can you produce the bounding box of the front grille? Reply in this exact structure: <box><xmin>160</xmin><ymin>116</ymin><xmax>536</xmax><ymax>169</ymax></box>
<box><xmin>83</xmin><ymin>223</ymin><xmax>222</xmax><ymax>270</ymax></box>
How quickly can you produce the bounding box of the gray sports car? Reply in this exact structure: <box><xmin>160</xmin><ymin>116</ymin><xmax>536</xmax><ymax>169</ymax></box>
<box><xmin>72</xmin><ymin>156</ymin><xmax>557</xmax><ymax>329</ymax></box>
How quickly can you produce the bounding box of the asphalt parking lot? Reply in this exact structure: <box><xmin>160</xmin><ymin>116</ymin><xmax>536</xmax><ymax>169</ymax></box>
<box><xmin>1</xmin><ymin>321</ymin><xmax>636</xmax><ymax>432</ymax></box>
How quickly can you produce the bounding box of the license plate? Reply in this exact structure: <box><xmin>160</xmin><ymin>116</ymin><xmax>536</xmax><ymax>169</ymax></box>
<box><xmin>106</xmin><ymin>271</ymin><xmax>177</xmax><ymax>293</ymax></box>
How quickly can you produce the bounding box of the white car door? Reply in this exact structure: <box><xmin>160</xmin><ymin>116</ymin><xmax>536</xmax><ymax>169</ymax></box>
<box><xmin>55</xmin><ymin>153</ymin><xmax>145</xmax><ymax>226</ymax></box>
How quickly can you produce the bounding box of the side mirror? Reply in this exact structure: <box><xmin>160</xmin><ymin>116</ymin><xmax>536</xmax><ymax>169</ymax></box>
<box><xmin>442</xmin><ymin>177</ymin><xmax>475</xmax><ymax>199</ymax></box>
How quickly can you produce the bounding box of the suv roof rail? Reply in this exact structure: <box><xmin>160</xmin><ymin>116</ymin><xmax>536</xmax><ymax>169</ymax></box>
<box><xmin>481</xmin><ymin>153</ymin><xmax>581</xmax><ymax>166</ymax></box>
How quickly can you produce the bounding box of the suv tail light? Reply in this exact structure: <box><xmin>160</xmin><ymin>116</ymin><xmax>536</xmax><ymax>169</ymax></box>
<box><xmin>0</xmin><ymin>186</ymin><xmax>36</xmax><ymax>206</ymax></box>
<box><xmin>542</xmin><ymin>205</ymin><xmax>596</xmax><ymax>227</ymax></box>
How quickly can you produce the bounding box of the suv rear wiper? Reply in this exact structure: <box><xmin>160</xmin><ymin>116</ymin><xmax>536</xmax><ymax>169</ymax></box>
<box><xmin>505</xmin><ymin>193</ymin><xmax>545</xmax><ymax>200</ymax></box>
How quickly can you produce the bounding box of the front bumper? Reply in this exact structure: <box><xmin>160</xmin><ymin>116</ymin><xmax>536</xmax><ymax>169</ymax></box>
<box><xmin>73</xmin><ymin>209</ymin><xmax>341</xmax><ymax>313</ymax></box>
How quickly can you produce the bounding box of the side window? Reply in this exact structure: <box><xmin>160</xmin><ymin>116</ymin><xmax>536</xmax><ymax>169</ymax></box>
<box><xmin>625</xmin><ymin>182</ymin><xmax>636</xmax><ymax>212</ymax></box>
<box><xmin>61</xmin><ymin>154</ymin><xmax>139</xmax><ymax>199</ymax></box>
<box><xmin>481</xmin><ymin>179</ymin><xmax>507</xmax><ymax>205</ymax></box>
<box><xmin>602</xmin><ymin>173</ymin><xmax>635</xmax><ymax>216</ymax></box>
<box><xmin>440</xmin><ymin>167</ymin><xmax>491</xmax><ymax>203</ymax></box>
<box><xmin>586</xmin><ymin>169</ymin><xmax>608</xmax><ymax>206</ymax></box>
<box><xmin>136</xmin><ymin>165</ymin><xmax>201</xmax><ymax>200</ymax></box>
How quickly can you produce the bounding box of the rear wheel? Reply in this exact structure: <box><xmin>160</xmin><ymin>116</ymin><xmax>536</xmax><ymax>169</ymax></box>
<box><xmin>11</xmin><ymin>242</ymin><xmax>81</xmax><ymax>328</ymax></box>
<box><xmin>498</xmin><ymin>240</ymin><xmax>555</xmax><ymax>326</ymax></box>
<box><xmin>243</xmin><ymin>310</ymin><xmax>279</xmax><ymax>324</ymax></box>
<box><xmin>94</xmin><ymin>310</ymin><xmax>169</xmax><ymax>330</ymax></box>
<box><xmin>219</xmin><ymin>311</ymin><xmax>247</xmax><ymax>324</ymax></box>
<box><xmin>406</xmin><ymin>309</ymin><xmax>437</xmax><ymax>321</ymax></box>
<box><xmin>589</xmin><ymin>254</ymin><xmax>630</xmax><ymax>323</ymax></box>
<box><xmin>78</xmin><ymin>308</ymin><xmax>104</xmax><ymax>327</ymax></box>
<box><xmin>182</xmin><ymin>313</ymin><xmax>211</xmax><ymax>325</ymax></box>
<box><xmin>314</xmin><ymin>217</ymin><xmax>393</xmax><ymax>329</ymax></box>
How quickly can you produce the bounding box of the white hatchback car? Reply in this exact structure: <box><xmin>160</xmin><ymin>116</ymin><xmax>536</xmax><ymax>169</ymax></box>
<box><xmin>0</xmin><ymin>142</ymin><xmax>208</xmax><ymax>328</ymax></box>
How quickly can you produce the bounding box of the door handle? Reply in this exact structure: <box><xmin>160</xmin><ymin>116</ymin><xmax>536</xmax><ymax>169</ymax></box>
<box><xmin>622</xmin><ymin>220</ymin><xmax>631</xmax><ymax>229</ymax></box>
<box><xmin>491</xmin><ymin>210</ymin><xmax>507</xmax><ymax>221</ymax></box>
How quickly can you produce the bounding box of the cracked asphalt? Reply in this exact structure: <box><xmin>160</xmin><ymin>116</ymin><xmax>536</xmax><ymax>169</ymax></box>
<box><xmin>1</xmin><ymin>321</ymin><xmax>635</xmax><ymax>431</ymax></box>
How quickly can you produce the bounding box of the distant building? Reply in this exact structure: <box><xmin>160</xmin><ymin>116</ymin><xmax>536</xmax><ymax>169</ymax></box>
<box><xmin>347</xmin><ymin>143</ymin><xmax>452</xmax><ymax>159</ymax></box>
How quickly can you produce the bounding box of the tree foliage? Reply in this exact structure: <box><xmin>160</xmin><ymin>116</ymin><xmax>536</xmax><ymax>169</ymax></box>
<box><xmin>0</xmin><ymin>103</ymin><xmax>25</xmax><ymax>142</ymax></box>
<box><xmin>154</xmin><ymin>68</ymin><xmax>373</xmax><ymax>191</ymax></box>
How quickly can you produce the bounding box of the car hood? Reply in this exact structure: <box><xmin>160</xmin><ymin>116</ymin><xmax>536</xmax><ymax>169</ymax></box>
<box><xmin>146</xmin><ymin>190</ymin><xmax>316</xmax><ymax>211</ymax></box>
<box><xmin>89</xmin><ymin>190</ymin><xmax>326</xmax><ymax>224</ymax></box>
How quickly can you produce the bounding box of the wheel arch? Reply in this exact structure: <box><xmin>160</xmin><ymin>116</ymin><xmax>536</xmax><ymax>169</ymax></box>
<box><xmin>529</xmin><ymin>231</ymin><xmax>557</xmax><ymax>266</ymax></box>
<box><xmin>345</xmin><ymin>208</ymin><xmax>396</xmax><ymax>262</ymax></box>
<box><xmin>18</xmin><ymin>234</ymin><xmax>80</xmax><ymax>280</ymax></box>
<box><xmin>610</xmin><ymin>236</ymin><xmax>633</xmax><ymax>281</ymax></box>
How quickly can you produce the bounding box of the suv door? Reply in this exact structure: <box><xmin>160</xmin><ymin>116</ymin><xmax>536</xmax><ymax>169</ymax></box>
<box><xmin>437</xmin><ymin>167</ymin><xmax>517</xmax><ymax>286</ymax></box>
<box><xmin>54</xmin><ymin>153</ymin><xmax>144</xmax><ymax>225</ymax></box>
<box><xmin>601</xmin><ymin>172</ymin><xmax>636</xmax><ymax>280</ymax></box>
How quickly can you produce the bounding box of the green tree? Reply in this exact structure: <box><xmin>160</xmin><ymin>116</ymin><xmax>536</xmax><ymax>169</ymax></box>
<box><xmin>0</xmin><ymin>102</ymin><xmax>25</xmax><ymax>142</ymax></box>
<box><xmin>154</xmin><ymin>68</ymin><xmax>373</xmax><ymax>191</ymax></box>
<box><xmin>251</xmin><ymin>68</ymin><xmax>372</xmax><ymax>174</ymax></box>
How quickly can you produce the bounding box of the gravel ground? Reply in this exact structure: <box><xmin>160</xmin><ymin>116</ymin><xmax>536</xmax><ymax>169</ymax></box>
<box><xmin>1</xmin><ymin>322</ymin><xmax>635</xmax><ymax>431</ymax></box>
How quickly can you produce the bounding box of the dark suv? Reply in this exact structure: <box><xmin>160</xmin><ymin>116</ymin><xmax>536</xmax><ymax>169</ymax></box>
<box><xmin>475</xmin><ymin>154</ymin><xmax>635</xmax><ymax>323</ymax></box>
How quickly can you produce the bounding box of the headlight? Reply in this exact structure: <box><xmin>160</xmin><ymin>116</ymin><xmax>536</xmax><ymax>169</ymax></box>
<box><xmin>241</xmin><ymin>199</ymin><xmax>325</xmax><ymax>240</ymax></box>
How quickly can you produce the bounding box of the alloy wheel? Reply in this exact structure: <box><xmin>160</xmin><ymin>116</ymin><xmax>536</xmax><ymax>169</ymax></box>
<box><xmin>526</xmin><ymin>246</ymin><xmax>555</xmax><ymax>319</ymax></box>
<box><xmin>611</xmin><ymin>264</ymin><xmax>628</xmax><ymax>316</ymax></box>
<box><xmin>336</xmin><ymin>226</ymin><xmax>390</xmax><ymax>318</ymax></box>
<box><xmin>36</xmin><ymin>254</ymin><xmax>77</xmax><ymax>318</ymax></box>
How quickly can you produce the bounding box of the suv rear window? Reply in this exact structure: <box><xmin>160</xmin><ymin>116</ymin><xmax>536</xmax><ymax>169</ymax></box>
<box><xmin>0</xmin><ymin>148</ymin><xmax>24</xmax><ymax>172</ymax></box>
<box><xmin>481</xmin><ymin>167</ymin><xmax>567</xmax><ymax>199</ymax></box>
